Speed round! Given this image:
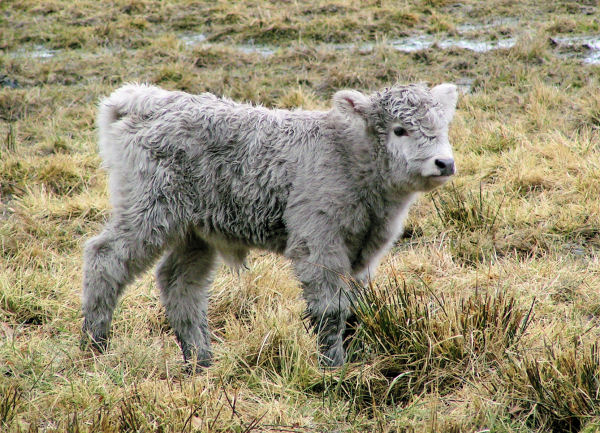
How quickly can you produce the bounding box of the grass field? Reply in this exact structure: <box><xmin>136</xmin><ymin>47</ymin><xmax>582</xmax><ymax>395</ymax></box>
<box><xmin>1</xmin><ymin>0</ymin><xmax>600</xmax><ymax>431</ymax></box>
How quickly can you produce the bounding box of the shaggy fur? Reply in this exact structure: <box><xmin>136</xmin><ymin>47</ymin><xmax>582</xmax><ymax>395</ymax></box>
<box><xmin>81</xmin><ymin>82</ymin><xmax>458</xmax><ymax>368</ymax></box>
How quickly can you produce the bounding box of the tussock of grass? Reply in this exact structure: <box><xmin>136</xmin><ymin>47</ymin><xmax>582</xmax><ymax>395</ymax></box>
<box><xmin>510</xmin><ymin>32</ymin><xmax>552</xmax><ymax>64</ymax></box>
<box><xmin>0</xmin><ymin>384</ymin><xmax>22</xmax><ymax>427</ymax></box>
<box><xmin>325</xmin><ymin>277</ymin><xmax>533</xmax><ymax>407</ymax></box>
<box><xmin>575</xmin><ymin>93</ymin><xmax>600</xmax><ymax>132</ymax></box>
<box><xmin>501</xmin><ymin>342</ymin><xmax>600</xmax><ymax>432</ymax></box>
<box><xmin>432</xmin><ymin>183</ymin><xmax>503</xmax><ymax>234</ymax></box>
<box><xmin>431</xmin><ymin>183</ymin><xmax>504</xmax><ymax>265</ymax></box>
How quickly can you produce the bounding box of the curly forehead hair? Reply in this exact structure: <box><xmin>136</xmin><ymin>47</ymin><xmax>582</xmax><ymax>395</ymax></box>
<box><xmin>371</xmin><ymin>84</ymin><xmax>446</xmax><ymax>138</ymax></box>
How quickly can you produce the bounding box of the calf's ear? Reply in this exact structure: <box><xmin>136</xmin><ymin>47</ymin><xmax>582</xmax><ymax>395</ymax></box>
<box><xmin>333</xmin><ymin>90</ymin><xmax>370</xmax><ymax>119</ymax></box>
<box><xmin>431</xmin><ymin>83</ymin><xmax>458</xmax><ymax>123</ymax></box>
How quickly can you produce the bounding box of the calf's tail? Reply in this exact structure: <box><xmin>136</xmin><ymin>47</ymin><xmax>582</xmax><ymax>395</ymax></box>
<box><xmin>97</xmin><ymin>83</ymin><xmax>170</xmax><ymax>170</ymax></box>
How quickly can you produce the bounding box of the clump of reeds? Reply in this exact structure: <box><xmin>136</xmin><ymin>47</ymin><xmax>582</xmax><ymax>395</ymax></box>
<box><xmin>322</xmin><ymin>275</ymin><xmax>534</xmax><ymax>408</ymax></box>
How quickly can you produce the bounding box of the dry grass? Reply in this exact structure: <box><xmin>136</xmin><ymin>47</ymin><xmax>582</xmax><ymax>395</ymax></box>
<box><xmin>2</xmin><ymin>0</ymin><xmax>600</xmax><ymax>432</ymax></box>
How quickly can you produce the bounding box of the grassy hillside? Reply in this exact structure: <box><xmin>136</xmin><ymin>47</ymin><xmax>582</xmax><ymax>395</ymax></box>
<box><xmin>1</xmin><ymin>0</ymin><xmax>600</xmax><ymax>431</ymax></box>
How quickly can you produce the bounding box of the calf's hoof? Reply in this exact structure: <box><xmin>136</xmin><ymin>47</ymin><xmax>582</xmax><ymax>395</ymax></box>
<box><xmin>183</xmin><ymin>357</ymin><xmax>212</xmax><ymax>374</ymax></box>
<box><xmin>80</xmin><ymin>329</ymin><xmax>109</xmax><ymax>353</ymax></box>
<box><xmin>181</xmin><ymin>342</ymin><xmax>212</xmax><ymax>374</ymax></box>
<box><xmin>80</xmin><ymin>318</ymin><xmax>111</xmax><ymax>352</ymax></box>
<box><xmin>319</xmin><ymin>343</ymin><xmax>345</xmax><ymax>368</ymax></box>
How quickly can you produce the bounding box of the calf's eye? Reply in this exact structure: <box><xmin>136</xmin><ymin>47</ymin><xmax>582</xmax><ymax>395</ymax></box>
<box><xmin>393</xmin><ymin>126</ymin><xmax>408</xmax><ymax>137</ymax></box>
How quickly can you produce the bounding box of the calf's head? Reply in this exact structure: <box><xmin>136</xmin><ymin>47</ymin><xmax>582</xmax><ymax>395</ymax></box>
<box><xmin>333</xmin><ymin>83</ymin><xmax>458</xmax><ymax>192</ymax></box>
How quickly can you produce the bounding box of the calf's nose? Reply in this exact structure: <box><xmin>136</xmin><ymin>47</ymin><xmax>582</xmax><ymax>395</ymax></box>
<box><xmin>434</xmin><ymin>158</ymin><xmax>455</xmax><ymax>176</ymax></box>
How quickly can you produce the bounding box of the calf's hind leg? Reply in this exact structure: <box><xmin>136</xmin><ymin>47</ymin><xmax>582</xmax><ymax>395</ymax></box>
<box><xmin>155</xmin><ymin>232</ymin><xmax>216</xmax><ymax>369</ymax></box>
<box><xmin>81</xmin><ymin>220</ymin><xmax>165</xmax><ymax>350</ymax></box>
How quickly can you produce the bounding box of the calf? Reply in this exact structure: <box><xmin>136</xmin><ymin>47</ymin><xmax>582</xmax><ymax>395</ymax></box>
<box><xmin>81</xmin><ymin>82</ymin><xmax>458</xmax><ymax>368</ymax></box>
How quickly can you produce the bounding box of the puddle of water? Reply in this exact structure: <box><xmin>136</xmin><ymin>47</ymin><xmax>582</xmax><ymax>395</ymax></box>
<box><xmin>4</xmin><ymin>45</ymin><xmax>139</xmax><ymax>63</ymax></box>
<box><xmin>6</xmin><ymin>30</ymin><xmax>598</xmax><ymax>66</ymax></box>
<box><xmin>552</xmin><ymin>35</ymin><xmax>600</xmax><ymax>64</ymax></box>
<box><xmin>181</xmin><ymin>33</ymin><xmax>276</xmax><ymax>57</ymax></box>
<box><xmin>585</xmin><ymin>50</ymin><xmax>600</xmax><ymax>64</ymax></box>
<box><xmin>329</xmin><ymin>41</ymin><xmax>375</xmax><ymax>54</ymax></box>
<box><xmin>179</xmin><ymin>32</ymin><xmax>515</xmax><ymax>57</ymax></box>
<box><xmin>390</xmin><ymin>35</ymin><xmax>434</xmax><ymax>52</ymax></box>
<box><xmin>439</xmin><ymin>37</ymin><xmax>516</xmax><ymax>53</ymax></box>
<box><xmin>180</xmin><ymin>33</ymin><xmax>207</xmax><ymax>46</ymax></box>
<box><xmin>237</xmin><ymin>44</ymin><xmax>276</xmax><ymax>57</ymax></box>
<box><xmin>389</xmin><ymin>35</ymin><xmax>516</xmax><ymax>53</ymax></box>
<box><xmin>31</xmin><ymin>49</ymin><xmax>57</xmax><ymax>58</ymax></box>
<box><xmin>7</xmin><ymin>45</ymin><xmax>58</xmax><ymax>60</ymax></box>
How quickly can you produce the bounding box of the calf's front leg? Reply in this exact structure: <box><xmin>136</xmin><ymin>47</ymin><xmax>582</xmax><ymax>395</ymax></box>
<box><xmin>293</xmin><ymin>254</ymin><xmax>352</xmax><ymax>367</ymax></box>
